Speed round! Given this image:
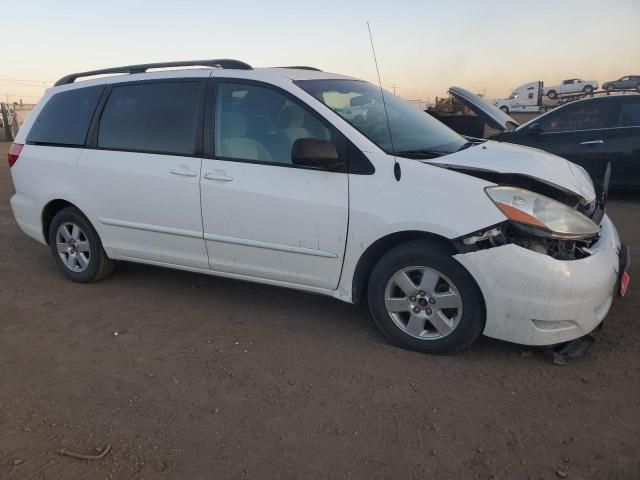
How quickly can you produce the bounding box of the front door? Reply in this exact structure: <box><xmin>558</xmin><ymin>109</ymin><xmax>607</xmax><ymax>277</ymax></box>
<box><xmin>200</xmin><ymin>80</ymin><xmax>348</xmax><ymax>289</ymax></box>
<box><xmin>79</xmin><ymin>79</ymin><xmax>209</xmax><ymax>269</ymax></box>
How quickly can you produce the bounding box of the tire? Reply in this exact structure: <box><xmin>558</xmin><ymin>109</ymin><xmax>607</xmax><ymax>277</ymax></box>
<box><xmin>367</xmin><ymin>240</ymin><xmax>485</xmax><ymax>355</ymax></box>
<box><xmin>635</xmin><ymin>84</ymin><xmax>640</xmax><ymax>93</ymax></box>
<box><xmin>606</xmin><ymin>84</ymin><xmax>615</xmax><ymax>92</ymax></box>
<box><xmin>547</xmin><ymin>90</ymin><xmax>557</xmax><ymax>99</ymax></box>
<box><xmin>48</xmin><ymin>207</ymin><xmax>115</xmax><ymax>283</ymax></box>
<box><xmin>583</xmin><ymin>85</ymin><xmax>593</xmax><ymax>94</ymax></box>
<box><xmin>499</xmin><ymin>106</ymin><xmax>509</xmax><ymax>113</ymax></box>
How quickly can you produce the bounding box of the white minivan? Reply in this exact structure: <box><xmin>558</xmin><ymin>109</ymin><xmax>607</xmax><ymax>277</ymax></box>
<box><xmin>8</xmin><ymin>59</ymin><xmax>629</xmax><ymax>355</ymax></box>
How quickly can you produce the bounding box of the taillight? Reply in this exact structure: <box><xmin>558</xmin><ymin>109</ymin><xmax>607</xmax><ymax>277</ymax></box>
<box><xmin>8</xmin><ymin>143</ymin><xmax>23</xmax><ymax>168</ymax></box>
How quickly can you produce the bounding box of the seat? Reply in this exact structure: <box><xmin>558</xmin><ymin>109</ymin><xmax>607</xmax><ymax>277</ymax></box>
<box><xmin>277</xmin><ymin>104</ymin><xmax>311</xmax><ymax>150</ymax></box>
<box><xmin>219</xmin><ymin>112</ymin><xmax>273</xmax><ymax>162</ymax></box>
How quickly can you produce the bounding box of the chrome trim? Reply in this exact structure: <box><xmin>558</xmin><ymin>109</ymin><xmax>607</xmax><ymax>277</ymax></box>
<box><xmin>99</xmin><ymin>217</ymin><xmax>203</xmax><ymax>239</ymax></box>
<box><xmin>203</xmin><ymin>232</ymin><xmax>338</xmax><ymax>258</ymax></box>
<box><xmin>540</xmin><ymin>125</ymin><xmax>640</xmax><ymax>135</ymax></box>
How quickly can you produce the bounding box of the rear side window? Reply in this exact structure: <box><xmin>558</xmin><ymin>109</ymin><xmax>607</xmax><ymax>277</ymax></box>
<box><xmin>27</xmin><ymin>86</ymin><xmax>103</xmax><ymax>146</ymax></box>
<box><xmin>98</xmin><ymin>82</ymin><xmax>201</xmax><ymax>156</ymax></box>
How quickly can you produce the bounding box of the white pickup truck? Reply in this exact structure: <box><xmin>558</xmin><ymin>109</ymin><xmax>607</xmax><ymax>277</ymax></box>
<box><xmin>543</xmin><ymin>78</ymin><xmax>599</xmax><ymax>99</ymax></box>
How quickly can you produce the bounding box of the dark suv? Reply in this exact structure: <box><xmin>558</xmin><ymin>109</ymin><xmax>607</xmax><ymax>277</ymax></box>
<box><xmin>602</xmin><ymin>75</ymin><xmax>640</xmax><ymax>92</ymax></box>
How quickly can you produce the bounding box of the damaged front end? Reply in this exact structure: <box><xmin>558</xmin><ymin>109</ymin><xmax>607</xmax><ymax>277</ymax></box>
<box><xmin>457</xmin><ymin>222</ymin><xmax>598</xmax><ymax>261</ymax></box>
<box><xmin>448</xmin><ymin>165</ymin><xmax>609</xmax><ymax>261</ymax></box>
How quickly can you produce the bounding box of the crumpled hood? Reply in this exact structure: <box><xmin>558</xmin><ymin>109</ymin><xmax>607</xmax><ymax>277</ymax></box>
<box><xmin>427</xmin><ymin>141</ymin><xmax>596</xmax><ymax>203</ymax></box>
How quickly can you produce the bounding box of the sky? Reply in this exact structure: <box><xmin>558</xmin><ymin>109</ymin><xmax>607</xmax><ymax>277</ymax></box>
<box><xmin>2</xmin><ymin>0</ymin><xmax>639</xmax><ymax>104</ymax></box>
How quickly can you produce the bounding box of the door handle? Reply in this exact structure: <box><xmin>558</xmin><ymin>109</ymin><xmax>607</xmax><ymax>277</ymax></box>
<box><xmin>204</xmin><ymin>171</ymin><xmax>233</xmax><ymax>182</ymax></box>
<box><xmin>580</xmin><ymin>140</ymin><xmax>604</xmax><ymax>145</ymax></box>
<box><xmin>170</xmin><ymin>167</ymin><xmax>198</xmax><ymax>177</ymax></box>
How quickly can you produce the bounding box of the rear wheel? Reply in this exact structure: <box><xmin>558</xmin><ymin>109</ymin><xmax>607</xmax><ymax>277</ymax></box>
<box><xmin>48</xmin><ymin>207</ymin><xmax>115</xmax><ymax>283</ymax></box>
<box><xmin>547</xmin><ymin>90</ymin><xmax>557</xmax><ymax>99</ymax></box>
<box><xmin>367</xmin><ymin>241</ymin><xmax>485</xmax><ymax>354</ymax></box>
<box><xmin>583</xmin><ymin>85</ymin><xmax>594</xmax><ymax>94</ymax></box>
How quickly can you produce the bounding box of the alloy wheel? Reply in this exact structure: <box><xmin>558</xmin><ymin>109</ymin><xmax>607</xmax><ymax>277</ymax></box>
<box><xmin>384</xmin><ymin>266</ymin><xmax>463</xmax><ymax>340</ymax></box>
<box><xmin>56</xmin><ymin>222</ymin><xmax>91</xmax><ymax>272</ymax></box>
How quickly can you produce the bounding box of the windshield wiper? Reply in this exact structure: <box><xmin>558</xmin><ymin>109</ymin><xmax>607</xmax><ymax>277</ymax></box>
<box><xmin>394</xmin><ymin>149</ymin><xmax>448</xmax><ymax>159</ymax></box>
<box><xmin>457</xmin><ymin>141</ymin><xmax>474</xmax><ymax>151</ymax></box>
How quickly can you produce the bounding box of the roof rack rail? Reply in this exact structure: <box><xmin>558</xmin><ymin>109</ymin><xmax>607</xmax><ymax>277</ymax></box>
<box><xmin>54</xmin><ymin>59</ymin><xmax>253</xmax><ymax>86</ymax></box>
<box><xmin>277</xmin><ymin>66</ymin><xmax>323</xmax><ymax>71</ymax></box>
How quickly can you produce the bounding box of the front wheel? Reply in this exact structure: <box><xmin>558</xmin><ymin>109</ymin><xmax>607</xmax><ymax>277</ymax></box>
<box><xmin>606</xmin><ymin>85</ymin><xmax>615</xmax><ymax>92</ymax></box>
<box><xmin>48</xmin><ymin>207</ymin><xmax>115</xmax><ymax>283</ymax></box>
<box><xmin>367</xmin><ymin>241</ymin><xmax>485</xmax><ymax>354</ymax></box>
<box><xmin>547</xmin><ymin>90</ymin><xmax>557</xmax><ymax>99</ymax></box>
<box><xmin>499</xmin><ymin>106</ymin><xmax>509</xmax><ymax>113</ymax></box>
<box><xmin>584</xmin><ymin>85</ymin><xmax>594</xmax><ymax>94</ymax></box>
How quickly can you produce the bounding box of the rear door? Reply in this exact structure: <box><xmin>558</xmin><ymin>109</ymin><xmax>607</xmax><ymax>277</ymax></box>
<box><xmin>199</xmin><ymin>80</ymin><xmax>348</xmax><ymax>289</ymax></box>
<box><xmin>603</xmin><ymin>96</ymin><xmax>640</xmax><ymax>187</ymax></box>
<box><xmin>78</xmin><ymin>78</ymin><xmax>209</xmax><ymax>268</ymax></box>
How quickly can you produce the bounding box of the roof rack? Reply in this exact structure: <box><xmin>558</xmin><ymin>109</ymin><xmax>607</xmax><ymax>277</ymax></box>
<box><xmin>277</xmin><ymin>66</ymin><xmax>323</xmax><ymax>71</ymax></box>
<box><xmin>54</xmin><ymin>59</ymin><xmax>253</xmax><ymax>86</ymax></box>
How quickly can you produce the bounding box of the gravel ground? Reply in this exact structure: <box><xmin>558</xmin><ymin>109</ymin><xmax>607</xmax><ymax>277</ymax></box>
<box><xmin>0</xmin><ymin>142</ymin><xmax>638</xmax><ymax>480</ymax></box>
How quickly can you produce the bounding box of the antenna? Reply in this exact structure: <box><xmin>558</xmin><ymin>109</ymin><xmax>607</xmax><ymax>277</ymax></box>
<box><xmin>366</xmin><ymin>21</ymin><xmax>400</xmax><ymax>181</ymax></box>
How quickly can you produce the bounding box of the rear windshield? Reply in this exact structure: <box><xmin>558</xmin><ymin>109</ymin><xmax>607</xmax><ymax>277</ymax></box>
<box><xmin>27</xmin><ymin>86</ymin><xmax>103</xmax><ymax>146</ymax></box>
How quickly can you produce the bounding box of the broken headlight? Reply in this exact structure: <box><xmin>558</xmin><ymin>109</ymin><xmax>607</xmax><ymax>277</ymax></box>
<box><xmin>485</xmin><ymin>186</ymin><xmax>599</xmax><ymax>240</ymax></box>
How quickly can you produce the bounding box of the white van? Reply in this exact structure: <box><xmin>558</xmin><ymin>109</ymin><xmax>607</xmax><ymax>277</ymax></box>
<box><xmin>495</xmin><ymin>81</ymin><xmax>544</xmax><ymax>113</ymax></box>
<box><xmin>8</xmin><ymin>59</ymin><xmax>629</xmax><ymax>355</ymax></box>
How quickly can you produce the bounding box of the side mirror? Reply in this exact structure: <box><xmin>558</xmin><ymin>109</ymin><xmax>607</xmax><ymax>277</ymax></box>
<box><xmin>291</xmin><ymin>138</ymin><xmax>343</xmax><ymax>171</ymax></box>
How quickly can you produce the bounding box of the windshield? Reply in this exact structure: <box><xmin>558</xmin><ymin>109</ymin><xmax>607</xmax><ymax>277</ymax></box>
<box><xmin>296</xmin><ymin>79</ymin><xmax>465</xmax><ymax>156</ymax></box>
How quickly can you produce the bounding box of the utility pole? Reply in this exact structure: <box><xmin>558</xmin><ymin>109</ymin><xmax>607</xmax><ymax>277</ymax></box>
<box><xmin>391</xmin><ymin>84</ymin><xmax>397</xmax><ymax>96</ymax></box>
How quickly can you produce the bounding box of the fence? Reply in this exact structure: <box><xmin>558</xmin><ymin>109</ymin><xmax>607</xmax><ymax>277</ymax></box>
<box><xmin>1</xmin><ymin>102</ymin><xmax>34</xmax><ymax>141</ymax></box>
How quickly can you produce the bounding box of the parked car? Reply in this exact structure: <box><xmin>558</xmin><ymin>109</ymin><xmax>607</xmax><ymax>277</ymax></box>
<box><xmin>450</xmin><ymin>87</ymin><xmax>640</xmax><ymax>189</ymax></box>
<box><xmin>544</xmin><ymin>78</ymin><xmax>599</xmax><ymax>99</ymax></box>
<box><xmin>495</xmin><ymin>81</ymin><xmax>544</xmax><ymax>113</ymax></box>
<box><xmin>8</xmin><ymin>60</ymin><xmax>629</xmax><ymax>355</ymax></box>
<box><xmin>602</xmin><ymin>75</ymin><xmax>640</xmax><ymax>92</ymax></box>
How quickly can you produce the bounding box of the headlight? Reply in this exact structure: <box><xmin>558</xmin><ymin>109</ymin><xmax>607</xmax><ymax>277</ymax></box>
<box><xmin>485</xmin><ymin>186</ymin><xmax>599</xmax><ymax>239</ymax></box>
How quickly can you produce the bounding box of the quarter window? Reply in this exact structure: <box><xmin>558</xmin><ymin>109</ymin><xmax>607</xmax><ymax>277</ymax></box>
<box><xmin>27</xmin><ymin>85</ymin><xmax>103</xmax><ymax>146</ymax></box>
<box><xmin>98</xmin><ymin>82</ymin><xmax>201</xmax><ymax>155</ymax></box>
<box><xmin>214</xmin><ymin>82</ymin><xmax>331</xmax><ymax>164</ymax></box>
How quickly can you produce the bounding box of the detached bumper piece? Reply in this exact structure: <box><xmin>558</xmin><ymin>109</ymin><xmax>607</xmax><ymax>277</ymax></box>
<box><xmin>542</xmin><ymin>334</ymin><xmax>596</xmax><ymax>365</ymax></box>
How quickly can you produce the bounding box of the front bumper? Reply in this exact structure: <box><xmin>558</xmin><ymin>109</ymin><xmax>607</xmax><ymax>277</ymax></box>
<box><xmin>454</xmin><ymin>214</ymin><xmax>622</xmax><ymax>346</ymax></box>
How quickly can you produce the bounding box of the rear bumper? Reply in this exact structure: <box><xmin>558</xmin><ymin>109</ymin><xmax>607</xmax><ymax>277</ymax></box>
<box><xmin>454</xmin><ymin>214</ymin><xmax>621</xmax><ymax>346</ymax></box>
<box><xmin>9</xmin><ymin>192</ymin><xmax>46</xmax><ymax>244</ymax></box>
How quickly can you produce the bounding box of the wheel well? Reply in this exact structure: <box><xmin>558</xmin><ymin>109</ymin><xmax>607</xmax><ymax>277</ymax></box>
<box><xmin>351</xmin><ymin>231</ymin><xmax>456</xmax><ymax>304</ymax></box>
<box><xmin>42</xmin><ymin>199</ymin><xmax>77</xmax><ymax>244</ymax></box>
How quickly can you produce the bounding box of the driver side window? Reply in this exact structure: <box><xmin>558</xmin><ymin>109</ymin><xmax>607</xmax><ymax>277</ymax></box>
<box><xmin>214</xmin><ymin>82</ymin><xmax>331</xmax><ymax>164</ymax></box>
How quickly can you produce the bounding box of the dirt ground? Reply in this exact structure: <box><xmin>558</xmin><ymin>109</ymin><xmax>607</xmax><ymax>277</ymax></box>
<box><xmin>0</xmin><ymin>141</ymin><xmax>638</xmax><ymax>480</ymax></box>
